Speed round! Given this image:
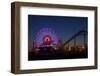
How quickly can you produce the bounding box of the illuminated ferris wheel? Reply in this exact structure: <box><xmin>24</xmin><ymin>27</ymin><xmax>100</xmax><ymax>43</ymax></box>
<box><xmin>35</xmin><ymin>27</ymin><xmax>58</xmax><ymax>47</ymax></box>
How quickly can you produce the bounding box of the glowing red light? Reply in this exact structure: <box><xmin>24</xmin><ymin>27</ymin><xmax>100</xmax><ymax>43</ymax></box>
<box><xmin>43</xmin><ymin>35</ymin><xmax>52</xmax><ymax>45</ymax></box>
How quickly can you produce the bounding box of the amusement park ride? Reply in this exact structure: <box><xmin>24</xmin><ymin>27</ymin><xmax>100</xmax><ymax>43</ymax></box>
<box><xmin>28</xmin><ymin>28</ymin><xmax>88</xmax><ymax>60</ymax></box>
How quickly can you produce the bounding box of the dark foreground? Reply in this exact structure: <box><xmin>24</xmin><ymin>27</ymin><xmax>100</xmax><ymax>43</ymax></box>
<box><xmin>28</xmin><ymin>47</ymin><xmax>88</xmax><ymax>61</ymax></box>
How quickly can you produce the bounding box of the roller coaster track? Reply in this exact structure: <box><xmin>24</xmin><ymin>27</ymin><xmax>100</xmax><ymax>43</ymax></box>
<box><xmin>62</xmin><ymin>30</ymin><xmax>87</xmax><ymax>47</ymax></box>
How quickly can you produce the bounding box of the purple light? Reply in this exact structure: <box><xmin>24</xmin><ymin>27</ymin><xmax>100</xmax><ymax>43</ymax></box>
<box><xmin>35</xmin><ymin>27</ymin><xmax>58</xmax><ymax>47</ymax></box>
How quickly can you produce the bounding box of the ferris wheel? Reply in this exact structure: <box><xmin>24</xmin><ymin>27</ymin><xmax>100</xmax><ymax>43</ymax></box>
<box><xmin>35</xmin><ymin>27</ymin><xmax>58</xmax><ymax>47</ymax></box>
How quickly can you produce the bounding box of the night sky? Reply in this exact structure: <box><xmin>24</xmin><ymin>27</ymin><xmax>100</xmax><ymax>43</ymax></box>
<box><xmin>28</xmin><ymin>15</ymin><xmax>88</xmax><ymax>49</ymax></box>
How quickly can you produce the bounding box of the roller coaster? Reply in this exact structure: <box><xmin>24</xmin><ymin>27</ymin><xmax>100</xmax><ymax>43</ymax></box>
<box><xmin>28</xmin><ymin>30</ymin><xmax>88</xmax><ymax>60</ymax></box>
<box><xmin>62</xmin><ymin>30</ymin><xmax>87</xmax><ymax>52</ymax></box>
